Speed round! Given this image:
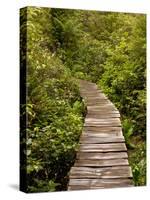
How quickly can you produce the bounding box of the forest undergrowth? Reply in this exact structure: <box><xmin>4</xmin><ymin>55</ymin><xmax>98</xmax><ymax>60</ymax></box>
<box><xmin>20</xmin><ymin>7</ymin><xmax>146</xmax><ymax>192</ymax></box>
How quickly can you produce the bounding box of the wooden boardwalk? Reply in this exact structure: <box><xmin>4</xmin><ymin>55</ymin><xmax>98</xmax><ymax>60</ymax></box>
<box><xmin>68</xmin><ymin>80</ymin><xmax>133</xmax><ymax>190</ymax></box>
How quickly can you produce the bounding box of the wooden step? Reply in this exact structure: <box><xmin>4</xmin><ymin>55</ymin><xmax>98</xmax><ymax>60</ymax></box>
<box><xmin>83</xmin><ymin>126</ymin><xmax>122</xmax><ymax>132</ymax></box>
<box><xmin>69</xmin><ymin>166</ymin><xmax>132</xmax><ymax>179</ymax></box>
<box><xmin>82</xmin><ymin>132</ymin><xmax>123</xmax><ymax>137</ymax></box>
<box><xmin>85</xmin><ymin>118</ymin><xmax>120</xmax><ymax>123</ymax></box>
<box><xmin>84</xmin><ymin>118</ymin><xmax>121</xmax><ymax>127</ymax></box>
<box><xmin>78</xmin><ymin>143</ymin><xmax>127</xmax><ymax>152</ymax></box>
<box><xmin>74</xmin><ymin>158</ymin><xmax>129</xmax><ymax>167</ymax></box>
<box><xmin>76</xmin><ymin>152</ymin><xmax>128</xmax><ymax>160</ymax></box>
<box><xmin>80</xmin><ymin>136</ymin><xmax>125</xmax><ymax>144</ymax></box>
<box><xmin>68</xmin><ymin>178</ymin><xmax>133</xmax><ymax>190</ymax></box>
<box><xmin>86</xmin><ymin>113</ymin><xmax>120</xmax><ymax>118</ymax></box>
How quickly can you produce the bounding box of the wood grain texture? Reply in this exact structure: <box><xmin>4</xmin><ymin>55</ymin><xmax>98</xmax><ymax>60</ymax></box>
<box><xmin>82</xmin><ymin>132</ymin><xmax>123</xmax><ymax>137</ymax></box>
<box><xmin>80</xmin><ymin>136</ymin><xmax>125</xmax><ymax>144</ymax></box>
<box><xmin>86</xmin><ymin>113</ymin><xmax>120</xmax><ymax>118</ymax></box>
<box><xmin>84</xmin><ymin>119</ymin><xmax>121</xmax><ymax>127</ymax></box>
<box><xmin>74</xmin><ymin>158</ymin><xmax>129</xmax><ymax>167</ymax></box>
<box><xmin>84</xmin><ymin>122</ymin><xmax>121</xmax><ymax>127</ymax></box>
<box><xmin>85</xmin><ymin>118</ymin><xmax>120</xmax><ymax>122</ymax></box>
<box><xmin>68</xmin><ymin>179</ymin><xmax>133</xmax><ymax>190</ymax></box>
<box><xmin>70</xmin><ymin>166</ymin><xmax>132</xmax><ymax>179</ymax></box>
<box><xmin>79</xmin><ymin>143</ymin><xmax>127</xmax><ymax>152</ymax></box>
<box><xmin>83</xmin><ymin>126</ymin><xmax>122</xmax><ymax>132</ymax></box>
<box><xmin>76</xmin><ymin>152</ymin><xmax>128</xmax><ymax>160</ymax></box>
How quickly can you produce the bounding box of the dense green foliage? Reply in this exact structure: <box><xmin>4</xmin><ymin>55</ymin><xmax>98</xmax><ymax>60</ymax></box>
<box><xmin>20</xmin><ymin>7</ymin><xmax>146</xmax><ymax>192</ymax></box>
<box><xmin>20</xmin><ymin>7</ymin><xmax>85</xmax><ymax>192</ymax></box>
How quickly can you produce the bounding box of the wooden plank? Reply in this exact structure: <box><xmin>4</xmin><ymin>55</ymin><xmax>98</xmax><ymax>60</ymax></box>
<box><xmin>87</xmin><ymin>108</ymin><xmax>118</xmax><ymax>112</ymax></box>
<box><xmin>85</xmin><ymin>98</ymin><xmax>109</xmax><ymax>101</ymax></box>
<box><xmin>84</xmin><ymin>121</ymin><xmax>121</xmax><ymax>125</ymax></box>
<box><xmin>80</xmin><ymin>92</ymin><xmax>100</xmax><ymax>95</ymax></box>
<box><xmin>82</xmin><ymin>132</ymin><xmax>123</xmax><ymax>137</ymax></box>
<box><xmin>85</xmin><ymin>99</ymin><xmax>112</xmax><ymax>103</ymax></box>
<box><xmin>79</xmin><ymin>83</ymin><xmax>97</xmax><ymax>87</ymax></box>
<box><xmin>69</xmin><ymin>166</ymin><xmax>132</xmax><ymax>179</ymax></box>
<box><xmin>84</xmin><ymin>96</ymin><xmax>109</xmax><ymax>99</ymax></box>
<box><xmin>84</xmin><ymin>98</ymin><xmax>110</xmax><ymax>103</ymax></box>
<box><xmin>81</xmin><ymin>134</ymin><xmax>124</xmax><ymax>139</ymax></box>
<box><xmin>80</xmin><ymin>92</ymin><xmax>104</xmax><ymax>95</ymax></box>
<box><xmin>84</xmin><ymin>120</ymin><xmax>121</xmax><ymax>124</ymax></box>
<box><xmin>79</xmin><ymin>83</ymin><xmax>100</xmax><ymax>88</ymax></box>
<box><xmin>83</xmin><ymin>95</ymin><xmax>108</xmax><ymax>98</ymax></box>
<box><xmin>87</xmin><ymin>111</ymin><xmax>120</xmax><ymax>115</ymax></box>
<box><xmin>76</xmin><ymin>152</ymin><xmax>128</xmax><ymax>160</ymax></box>
<box><xmin>80</xmin><ymin>136</ymin><xmax>125</xmax><ymax>144</ymax></box>
<box><xmin>84</xmin><ymin>123</ymin><xmax>121</xmax><ymax>127</ymax></box>
<box><xmin>83</xmin><ymin>123</ymin><xmax>121</xmax><ymax>128</ymax></box>
<box><xmin>82</xmin><ymin>97</ymin><xmax>108</xmax><ymax>101</ymax></box>
<box><xmin>88</xmin><ymin>105</ymin><xmax>118</xmax><ymax>109</ymax></box>
<box><xmin>88</xmin><ymin>111</ymin><xmax>119</xmax><ymax>115</ymax></box>
<box><xmin>86</xmin><ymin>102</ymin><xmax>114</xmax><ymax>106</ymax></box>
<box><xmin>87</xmin><ymin>105</ymin><xmax>118</xmax><ymax>110</ymax></box>
<box><xmin>86</xmin><ymin>104</ymin><xmax>114</xmax><ymax>107</ymax></box>
<box><xmin>86</xmin><ymin>102</ymin><xmax>115</xmax><ymax>106</ymax></box>
<box><xmin>86</xmin><ymin>113</ymin><xmax>120</xmax><ymax>118</ymax></box>
<box><xmin>84</xmin><ymin>120</ymin><xmax>121</xmax><ymax>126</ymax></box>
<box><xmin>80</xmin><ymin>89</ymin><xmax>98</xmax><ymax>92</ymax></box>
<box><xmin>68</xmin><ymin>179</ymin><xmax>133</xmax><ymax>190</ymax></box>
<box><xmin>69</xmin><ymin>178</ymin><xmax>133</xmax><ymax>186</ymax></box>
<box><xmin>87</xmin><ymin>112</ymin><xmax>119</xmax><ymax>116</ymax></box>
<box><xmin>74</xmin><ymin>158</ymin><xmax>129</xmax><ymax>167</ymax></box>
<box><xmin>79</xmin><ymin>143</ymin><xmax>127</xmax><ymax>152</ymax></box>
<box><xmin>83</xmin><ymin>126</ymin><xmax>122</xmax><ymax>132</ymax></box>
<box><xmin>85</xmin><ymin>118</ymin><xmax>120</xmax><ymax>123</ymax></box>
<box><xmin>80</xmin><ymin>90</ymin><xmax>103</xmax><ymax>93</ymax></box>
<box><xmin>81</xmin><ymin>95</ymin><xmax>108</xmax><ymax>100</ymax></box>
<box><xmin>87</xmin><ymin>104</ymin><xmax>119</xmax><ymax>109</ymax></box>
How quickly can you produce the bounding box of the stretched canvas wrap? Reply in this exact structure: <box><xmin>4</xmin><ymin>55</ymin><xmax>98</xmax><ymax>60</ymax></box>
<box><xmin>20</xmin><ymin>6</ymin><xmax>146</xmax><ymax>193</ymax></box>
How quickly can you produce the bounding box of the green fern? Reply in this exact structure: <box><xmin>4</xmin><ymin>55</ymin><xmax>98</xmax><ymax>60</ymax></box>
<box><xmin>123</xmin><ymin>119</ymin><xmax>135</xmax><ymax>149</ymax></box>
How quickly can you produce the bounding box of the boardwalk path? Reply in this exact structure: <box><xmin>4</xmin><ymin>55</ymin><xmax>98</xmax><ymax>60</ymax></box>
<box><xmin>68</xmin><ymin>80</ymin><xmax>133</xmax><ymax>190</ymax></box>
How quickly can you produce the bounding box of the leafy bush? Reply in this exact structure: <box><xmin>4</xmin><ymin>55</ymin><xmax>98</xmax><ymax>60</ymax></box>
<box><xmin>20</xmin><ymin>7</ymin><xmax>85</xmax><ymax>192</ymax></box>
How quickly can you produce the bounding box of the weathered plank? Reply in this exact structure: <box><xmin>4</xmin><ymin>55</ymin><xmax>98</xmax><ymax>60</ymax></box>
<box><xmin>82</xmin><ymin>132</ymin><xmax>123</xmax><ymax>137</ymax></box>
<box><xmin>87</xmin><ymin>105</ymin><xmax>118</xmax><ymax>111</ymax></box>
<box><xmin>79</xmin><ymin>143</ymin><xmax>127</xmax><ymax>152</ymax></box>
<box><xmin>84</xmin><ymin>124</ymin><xmax>121</xmax><ymax>127</ymax></box>
<box><xmin>81</xmin><ymin>95</ymin><xmax>108</xmax><ymax>100</ymax></box>
<box><xmin>86</xmin><ymin>104</ymin><xmax>115</xmax><ymax>108</ymax></box>
<box><xmin>69</xmin><ymin>166</ymin><xmax>132</xmax><ymax>179</ymax></box>
<box><xmin>80</xmin><ymin>136</ymin><xmax>125</xmax><ymax>144</ymax></box>
<box><xmin>84</xmin><ymin>119</ymin><xmax>121</xmax><ymax>126</ymax></box>
<box><xmin>84</xmin><ymin>97</ymin><xmax>110</xmax><ymax>102</ymax></box>
<box><xmin>85</xmin><ymin>118</ymin><xmax>120</xmax><ymax>123</ymax></box>
<box><xmin>83</xmin><ymin>126</ymin><xmax>122</xmax><ymax>132</ymax></box>
<box><xmin>68</xmin><ymin>179</ymin><xmax>133</xmax><ymax>190</ymax></box>
<box><xmin>86</xmin><ymin>103</ymin><xmax>116</xmax><ymax>107</ymax></box>
<box><xmin>86</xmin><ymin>113</ymin><xmax>120</xmax><ymax>118</ymax></box>
<box><xmin>76</xmin><ymin>152</ymin><xmax>128</xmax><ymax>160</ymax></box>
<box><xmin>87</xmin><ymin>111</ymin><xmax>120</xmax><ymax>115</ymax></box>
<box><xmin>85</xmin><ymin>120</ymin><xmax>121</xmax><ymax>124</ymax></box>
<box><xmin>85</xmin><ymin>97</ymin><xmax>110</xmax><ymax>101</ymax></box>
<box><xmin>80</xmin><ymin>91</ymin><xmax>105</xmax><ymax>96</ymax></box>
<box><xmin>74</xmin><ymin>158</ymin><xmax>129</xmax><ymax>167</ymax></box>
